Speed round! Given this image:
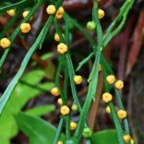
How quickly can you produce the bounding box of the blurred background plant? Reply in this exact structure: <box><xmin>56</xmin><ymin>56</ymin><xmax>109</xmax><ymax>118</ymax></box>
<box><xmin>0</xmin><ymin>0</ymin><xmax>143</xmax><ymax>144</ymax></box>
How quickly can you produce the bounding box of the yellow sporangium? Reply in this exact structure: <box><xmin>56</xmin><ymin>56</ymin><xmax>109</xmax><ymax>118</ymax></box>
<box><xmin>57</xmin><ymin>140</ymin><xmax>63</xmax><ymax>144</ymax></box>
<box><xmin>102</xmin><ymin>92</ymin><xmax>113</xmax><ymax>103</ymax></box>
<box><xmin>115</xmin><ymin>80</ymin><xmax>124</xmax><ymax>90</ymax></box>
<box><xmin>98</xmin><ymin>9</ymin><xmax>105</xmax><ymax>19</ymax></box>
<box><xmin>54</xmin><ymin>33</ymin><xmax>64</xmax><ymax>42</ymax></box>
<box><xmin>20</xmin><ymin>23</ymin><xmax>31</xmax><ymax>33</ymax></box>
<box><xmin>57</xmin><ymin>7</ymin><xmax>65</xmax><ymax>15</ymax></box>
<box><xmin>55</xmin><ymin>7</ymin><xmax>65</xmax><ymax>19</ymax></box>
<box><xmin>106</xmin><ymin>106</ymin><xmax>111</xmax><ymax>113</ymax></box>
<box><xmin>98</xmin><ymin>64</ymin><xmax>102</xmax><ymax>71</ymax></box>
<box><xmin>7</xmin><ymin>9</ymin><xmax>16</xmax><ymax>16</ymax></box>
<box><xmin>57</xmin><ymin>43</ymin><xmax>68</xmax><ymax>54</ymax></box>
<box><xmin>54</xmin><ymin>33</ymin><xmax>60</xmax><ymax>42</ymax></box>
<box><xmin>22</xmin><ymin>11</ymin><xmax>33</xmax><ymax>21</ymax></box>
<box><xmin>57</xmin><ymin>98</ymin><xmax>63</xmax><ymax>105</ymax></box>
<box><xmin>130</xmin><ymin>139</ymin><xmax>134</xmax><ymax>144</ymax></box>
<box><xmin>0</xmin><ymin>38</ymin><xmax>11</xmax><ymax>49</ymax></box>
<box><xmin>46</xmin><ymin>5</ymin><xmax>56</xmax><ymax>15</ymax></box>
<box><xmin>60</xmin><ymin>105</ymin><xmax>70</xmax><ymax>115</ymax></box>
<box><xmin>123</xmin><ymin>134</ymin><xmax>131</xmax><ymax>142</ymax></box>
<box><xmin>74</xmin><ymin>75</ymin><xmax>83</xmax><ymax>84</ymax></box>
<box><xmin>50</xmin><ymin>87</ymin><xmax>60</xmax><ymax>96</ymax></box>
<box><xmin>70</xmin><ymin>121</ymin><xmax>77</xmax><ymax>130</ymax></box>
<box><xmin>117</xmin><ymin>109</ymin><xmax>127</xmax><ymax>119</ymax></box>
<box><xmin>106</xmin><ymin>75</ymin><xmax>115</xmax><ymax>84</ymax></box>
<box><xmin>55</xmin><ymin>13</ymin><xmax>63</xmax><ymax>19</ymax></box>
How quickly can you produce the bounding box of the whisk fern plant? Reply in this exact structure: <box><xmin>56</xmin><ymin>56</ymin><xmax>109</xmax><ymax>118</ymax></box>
<box><xmin>0</xmin><ymin>0</ymin><xmax>135</xmax><ymax>144</ymax></box>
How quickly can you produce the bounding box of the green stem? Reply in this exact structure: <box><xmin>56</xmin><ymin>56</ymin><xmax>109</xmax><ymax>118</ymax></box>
<box><xmin>52</xmin><ymin>117</ymin><xmax>64</xmax><ymax>144</ymax></box>
<box><xmin>102</xmin><ymin>55</ymin><xmax>130</xmax><ymax>143</ymax></box>
<box><xmin>109</xmin><ymin>102</ymin><xmax>125</xmax><ymax>144</ymax></box>
<box><xmin>0</xmin><ymin>0</ymin><xmax>34</xmax><ymax>13</ymax></box>
<box><xmin>65</xmin><ymin>53</ymin><xmax>82</xmax><ymax>111</ymax></box>
<box><xmin>103</xmin><ymin>0</ymin><xmax>133</xmax><ymax>40</ymax></box>
<box><xmin>75</xmin><ymin>0</ymin><xmax>135</xmax><ymax>70</ymax></box>
<box><xmin>0</xmin><ymin>15</ymin><xmax>54</xmax><ymax>115</ymax></box>
<box><xmin>75</xmin><ymin>52</ymin><xmax>93</xmax><ymax>72</ymax></box>
<box><xmin>65</xmin><ymin>115</ymin><xmax>71</xmax><ymax>139</ymax></box>
<box><xmin>63</xmin><ymin>61</ymin><xmax>69</xmax><ymax>102</ymax></box>
<box><xmin>0</xmin><ymin>0</ymin><xmax>45</xmax><ymax>70</ymax></box>
<box><xmin>73</xmin><ymin>1</ymin><xmax>103</xmax><ymax>141</ymax></box>
<box><xmin>102</xmin><ymin>64</ymin><xmax>125</xmax><ymax>144</ymax></box>
<box><xmin>64</xmin><ymin>13</ymin><xmax>96</xmax><ymax>50</ymax></box>
<box><xmin>55</xmin><ymin>55</ymin><xmax>67</xmax><ymax>104</ymax></box>
<box><xmin>54</xmin><ymin>17</ymin><xmax>82</xmax><ymax>112</ymax></box>
<box><xmin>0</xmin><ymin>9</ymin><xmax>22</xmax><ymax>39</ymax></box>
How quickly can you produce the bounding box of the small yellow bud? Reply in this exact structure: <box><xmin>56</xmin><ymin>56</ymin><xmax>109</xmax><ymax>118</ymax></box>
<box><xmin>54</xmin><ymin>33</ymin><xmax>64</xmax><ymax>42</ymax></box>
<box><xmin>57</xmin><ymin>140</ymin><xmax>63</xmax><ymax>144</ymax></box>
<box><xmin>57</xmin><ymin>7</ymin><xmax>65</xmax><ymax>15</ymax></box>
<box><xmin>57</xmin><ymin>98</ymin><xmax>63</xmax><ymax>105</ymax></box>
<box><xmin>46</xmin><ymin>5</ymin><xmax>56</xmax><ymax>15</ymax></box>
<box><xmin>60</xmin><ymin>105</ymin><xmax>70</xmax><ymax>115</ymax></box>
<box><xmin>117</xmin><ymin>109</ymin><xmax>127</xmax><ymax>119</ymax></box>
<box><xmin>123</xmin><ymin>134</ymin><xmax>131</xmax><ymax>142</ymax></box>
<box><xmin>22</xmin><ymin>11</ymin><xmax>33</xmax><ymax>21</ymax></box>
<box><xmin>20</xmin><ymin>23</ymin><xmax>31</xmax><ymax>33</ymax></box>
<box><xmin>55</xmin><ymin>13</ymin><xmax>63</xmax><ymax>19</ymax></box>
<box><xmin>102</xmin><ymin>92</ymin><xmax>113</xmax><ymax>103</ymax></box>
<box><xmin>7</xmin><ymin>9</ymin><xmax>16</xmax><ymax>16</ymax></box>
<box><xmin>70</xmin><ymin>121</ymin><xmax>77</xmax><ymax>130</ymax></box>
<box><xmin>106</xmin><ymin>75</ymin><xmax>115</xmax><ymax>84</ymax></box>
<box><xmin>106</xmin><ymin>106</ymin><xmax>111</xmax><ymax>113</ymax></box>
<box><xmin>57</xmin><ymin>43</ymin><xmax>68</xmax><ymax>54</ymax></box>
<box><xmin>115</xmin><ymin>80</ymin><xmax>124</xmax><ymax>90</ymax></box>
<box><xmin>55</xmin><ymin>7</ymin><xmax>64</xmax><ymax>19</ymax></box>
<box><xmin>74</xmin><ymin>75</ymin><xmax>83</xmax><ymax>84</ymax></box>
<box><xmin>98</xmin><ymin>9</ymin><xmax>105</xmax><ymax>19</ymax></box>
<box><xmin>54</xmin><ymin>33</ymin><xmax>60</xmax><ymax>42</ymax></box>
<box><xmin>98</xmin><ymin>64</ymin><xmax>102</xmax><ymax>71</ymax></box>
<box><xmin>50</xmin><ymin>87</ymin><xmax>60</xmax><ymax>96</ymax></box>
<box><xmin>130</xmin><ymin>139</ymin><xmax>134</xmax><ymax>144</ymax></box>
<box><xmin>0</xmin><ymin>38</ymin><xmax>11</xmax><ymax>49</ymax></box>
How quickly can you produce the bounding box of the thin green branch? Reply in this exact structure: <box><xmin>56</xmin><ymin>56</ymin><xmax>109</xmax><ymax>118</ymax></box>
<box><xmin>0</xmin><ymin>0</ymin><xmax>34</xmax><ymax>13</ymax></box>
<box><xmin>102</xmin><ymin>62</ymin><xmax>125</xmax><ymax>144</ymax></box>
<box><xmin>0</xmin><ymin>15</ymin><xmax>54</xmax><ymax>115</ymax></box>
<box><xmin>0</xmin><ymin>0</ymin><xmax>45</xmax><ymax>69</ymax></box>
<box><xmin>52</xmin><ymin>117</ymin><xmax>64</xmax><ymax>144</ymax></box>
<box><xmin>75</xmin><ymin>0</ymin><xmax>135</xmax><ymax>70</ymax></box>
<box><xmin>0</xmin><ymin>9</ymin><xmax>22</xmax><ymax>39</ymax></box>
<box><xmin>73</xmin><ymin>1</ymin><xmax>103</xmax><ymax>141</ymax></box>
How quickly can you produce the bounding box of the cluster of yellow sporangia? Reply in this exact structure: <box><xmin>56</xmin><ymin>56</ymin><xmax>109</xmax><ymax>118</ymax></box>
<box><xmin>103</xmin><ymin>75</ymin><xmax>134</xmax><ymax>143</ymax></box>
<box><xmin>46</xmin><ymin>5</ymin><xmax>65</xmax><ymax>19</ymax></box>
<box><xmin>106</xmin><ymin>74</ymin><xmax>124</xmax><ymax>89</ymax></box>
<box><xmin>46</xmin><ymin>5</ymin><xmax>67</xmax><ymax>55</ymax></box>
<box><xmin>0</xmin><ymin>9</ymin><xmax>34</xmax><ymax>49</ymax></box>
<box><xmin>7</xmin><ymin>9</ymin><xmax>32</xmax><ymax>34</ymax></box>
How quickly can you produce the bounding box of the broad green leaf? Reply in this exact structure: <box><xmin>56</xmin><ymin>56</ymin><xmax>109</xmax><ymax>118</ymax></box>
<box><xmin>25</xmin><ymin>105</ymin><xmax>56</xmax><ymax>116</ymax></box>
<box><xmin>91</xmin><ymin>129</ymin><xmax>119</xmax><ymax>144</ymax></box>
<box><xmin>32</xmin><ymin>53</ymin><xmax>56</xmax><ymax>80</ymax></box>
<box><xmin>0</xmin><ymin>69</ymin><xmax>54</xmax><ymax>144</ymax></box>
<box><xmin>15</xmin><ymin>112</ymin><xmax>65</xmax><ymax>144</ymax></box>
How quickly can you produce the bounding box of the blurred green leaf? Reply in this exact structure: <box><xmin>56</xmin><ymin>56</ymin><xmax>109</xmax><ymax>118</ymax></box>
<box><xmin>31</xmin><ymin>53</ymin><xmax>56</xmax><ymax>80</ymax></box>
<box><xmin>0</xmin><ymin>69</ymin><xmax>54</xmax><ymax>144</ymax></box>
<box><xmin>91</xmin><ymin>129</ymin><xmax>119</xmax><ymax>144</ymax></box>
<box><xmin>15</xmin><ymin>112</ymin><xmax>65</xmax><ymax>144</ymax></box>
<box><xmin>25</xmin><ymin>105</ymin><xmax>56</xmax><ymax>116</ymax></box>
